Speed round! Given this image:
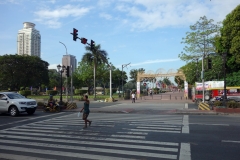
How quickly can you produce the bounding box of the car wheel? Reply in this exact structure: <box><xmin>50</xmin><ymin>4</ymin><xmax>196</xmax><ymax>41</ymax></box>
<box><xmin>9</xmin><ymin>106</ymin><xmax>19</xmax><ymax>117</ymax></box>
<box><xmin>27</xmin><ymin>110</ymin><xmax>35</xmax><ymax>115</ymax></box>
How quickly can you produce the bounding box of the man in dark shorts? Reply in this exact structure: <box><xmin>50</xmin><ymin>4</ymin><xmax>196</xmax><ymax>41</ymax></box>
<box><xmin>80</xmin><ymin>95</ymin><xmax>92</xmax><ymax>129</ymax></box>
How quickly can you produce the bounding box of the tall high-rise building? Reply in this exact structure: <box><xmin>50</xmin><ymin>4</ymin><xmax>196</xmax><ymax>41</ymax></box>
<box><xmin>17</xmin><ymin>22</ymin><xmax>41</xmax><ymax>57</ymax></box>
<box><xmin>62</xmin><ymin>54</ymin><xmax>77</xmax><ymax>76</ymax></box>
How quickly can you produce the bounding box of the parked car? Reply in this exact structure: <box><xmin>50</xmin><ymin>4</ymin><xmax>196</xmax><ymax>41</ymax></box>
<box><xmin>0</xmin><ymin>92</ymin><xmax>37</xmax><ymax>116</ymax></box>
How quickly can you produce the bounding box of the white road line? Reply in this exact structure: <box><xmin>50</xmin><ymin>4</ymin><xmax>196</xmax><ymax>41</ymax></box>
<box><xmin>0</xmin><ymin>131</ymin><xmax>178</xmax><ymax>146</ymax></box>
<box><xmin>129</xmin><ymin>124</ymin><xmax>182</xmax><ymax>127</ymax></box>
<box><xmin>0</xmin><ymin>112</ymin><xmax>65</xmax><ymax>127</ymax></box>
<box><xmin>0</xmin><ymin>135</ymin><xmax>177</xmax><ymax>152</ymax></box>
<box><xmin>0</xmin><ymin>153</ymin><xmax>56</xmax><ymax>160</ymax></box>
<box><xmin>222</xmin><ymin>140</ymin><xmax>240</xmax><ymax>143</ymax></box>
<box><xmin>117</xmin><ymin>132</ymin><xmax>148</xmax><ymax>135</ymax></box>
<box><xmin>189</xmin><ymin>123</ymin><xmax>229</xmax><ymax>126</ymax></box>
<box><xmin>122</xmin><ymin>128</ymin><xmax>181</xmax><ymax>133</ymax></box>
<box><xmin>136</xmin><ymin>126</ymin><xmax>181</xmax><ymax>131</ymax></box>
<box><xmin>179</xmin><ymin>143</ymin><xmax>191</xmax><ymax>160</ymax></box>
<box><xmin>110</xmin><ymin>135</ymin><xmax>145</xmax><ymax>139</ymax></box>
<box><xmin>182</xmin><ymin>115</ymin><xmax>189</xmax><ymax>134</ymax></box>
<box><xmin>185</xmin><ymin>103</ymin><xmax>188</xmax><ymax>109</ymax></box>
<box><xmin>0</xmin><ymin>145</ymin><xmax>132</xmax><ymax>160</ymax></box>
<box><xmin>0</xmin><ymin>140</ymin><xmax>177</xmax><ymax>159</ymax></box>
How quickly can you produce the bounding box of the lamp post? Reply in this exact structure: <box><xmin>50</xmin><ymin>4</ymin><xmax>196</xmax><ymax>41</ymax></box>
<box><xmin>57</xmin><ymin>64</ymin><xmax>66</xmax><ymax>104</ymax></box>
<box><xmin>122</xmin><ymin>63</ymin><xmax>131</xmax><ymax>98</ymax></box>
<box><xmin>59</xmin><ymin>41</ymin><xmax>69</xmax><ymax>102</ymax></box>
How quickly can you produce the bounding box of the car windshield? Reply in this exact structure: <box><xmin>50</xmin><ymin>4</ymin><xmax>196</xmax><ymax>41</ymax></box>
<box><xmin>6</xmin><ymin>93</ymin><xmax>25</xmax><ymax>99</ymax></box>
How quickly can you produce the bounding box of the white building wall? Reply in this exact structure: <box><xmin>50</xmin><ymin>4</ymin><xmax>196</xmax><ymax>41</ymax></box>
<box><xmin>17</xmin><ymin>22</ymin><xmax>41</xmax><ymax>57</ymax></box>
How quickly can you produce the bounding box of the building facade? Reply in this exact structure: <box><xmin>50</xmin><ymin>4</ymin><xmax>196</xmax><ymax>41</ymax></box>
<box><xmin>17</xmin><ymin>22</ymin><xmax>41</xmax><ymax>57</ymax></box>
<box><xmin>62</xmin><ymin>54</ymin><xmax>77</xmax><ymax>76</ymax></box>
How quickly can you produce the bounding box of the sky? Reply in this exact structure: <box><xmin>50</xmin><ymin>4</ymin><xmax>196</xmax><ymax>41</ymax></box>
<box><xmin>0</xmin><ymin>0</ymin><xmax>239</xmax><ymax>82</ymax></box>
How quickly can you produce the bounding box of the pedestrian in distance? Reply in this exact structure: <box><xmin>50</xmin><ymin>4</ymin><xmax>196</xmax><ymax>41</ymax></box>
<box><xmin>132</xmin><ymin>92</ymin><xmax>136</xmax><ymax>103</ymax></box>
<box><xmin>80</xmin><ymin>95</ymin><xmax>92</xmax><ymax>129</ymax></box>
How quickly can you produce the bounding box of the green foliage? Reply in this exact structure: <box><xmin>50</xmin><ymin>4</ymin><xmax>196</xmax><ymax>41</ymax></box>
<box><xmin>129</xmin><ymin>68</ymin><xmax>145</xmax><ymax>82</ymax></box>
<box><xmin>46</xmin><ymin>90</ymin><xmax>58</xmax><ymax>96</ymax></box>
<box><xmin>0</xmin><ymin>54</ymin><xmax>49</xmax><ymax>90</ymax></box>
<box><xmin>105</xmin><ymin>88</ymin><xmax>110</xmax><ymax>95</ymax></box>
<box><xmin>227</xmin><ymin>101</ymin><xmax>239</xmax><ymax>108</ymax></box>
<box><xmin>74</xmin><ymin>89</ymin><xmax>86</xmax><ymax>95</ymax></box>
<box><xmin>20</xmin><ymin>87</ymin><xmax>25</xmax><ymax>91</ymax></box>
<box><xmin>179</xmin><ymin>16</ymin><xmax>220</xmax><ymax>61</ymax></box>
<box><xmin>25</xmin><ymin>87</ymin><xmax>30</xmax><ymax>90</ymax></box>
<box><xmin>220</xmin><ymin>5</ymin><xmax>240</xmax><ymax>67</ymax></box>
<box><xmin>19</xmin><ymin>90</ymin><xmax>31</xmax><ymax>97</ymax></box>
<box><xmin>214</xmin><ymin>101</ymin><xmax>223</xmax><ymax>107</ymax></box>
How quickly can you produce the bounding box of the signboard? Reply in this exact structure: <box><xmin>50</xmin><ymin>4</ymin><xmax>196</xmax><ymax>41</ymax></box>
<box><xmin>195</xmin><ymin>81</ymin><xmax>224</xmax><ymax>90</ymax></box>
<box><xmin>137</xmin><ymin>82</ymin><xmax>140</xmax><ymax>94</ymax></box>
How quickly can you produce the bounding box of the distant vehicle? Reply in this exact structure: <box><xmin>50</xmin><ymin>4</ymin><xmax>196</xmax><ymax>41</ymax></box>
<box><xmin>0</xmin><ymin>92</ymin><xmax>37</xmax><ymax>116</ymax></box>
<box><xmin>192</xmin><ymin>81</ymin><xmax>240</xmax><ymax>104</ymax></box>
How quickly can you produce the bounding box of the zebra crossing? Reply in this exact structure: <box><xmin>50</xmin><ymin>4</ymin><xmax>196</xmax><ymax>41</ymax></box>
<box><xmin>0</xmin><ymin>113</ymin><xmax>191</xmax><ymax>160</ymax></box>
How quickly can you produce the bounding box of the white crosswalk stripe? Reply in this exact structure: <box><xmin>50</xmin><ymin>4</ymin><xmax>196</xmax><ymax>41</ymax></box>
<box><xmin>0</xmin><ymin>113</ymin><xmax>190</xmax><ymax>160</ymax></box>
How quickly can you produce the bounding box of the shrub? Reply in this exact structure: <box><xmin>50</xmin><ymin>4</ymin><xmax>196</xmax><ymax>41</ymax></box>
<box><xmin>25</xmin><ymin>87</ymin><xmax>30</xmax><ymax>90</ymax></box>
<box><xmin>37</xmin><ymin>102</ymin><xmax>44</xmax><ymax>106</ymax></box>
<box><xmin>214</xmin><ymin>101</ymin><xmax>223</xmax><ymax>107</ymax></box>
<box><xmin>20</xmin><ymin>87</ymin><xmax>25</xmax><ymax>91</ymax></box>
<box><xmin>19</xmin><ymin>90</ymin><xmax>31</xmax><ymax>97</ymax></box>
<box><xmin>105</xmin><ymin>88</ymin><xmax>110</xmax><ymax>95</ymax></box>
<box><xmin>46</xmin><ymin>90</ymin><xmax>58</xmax><ymax>96</ymax></box>
<box><xmin>227</xmin><ymin>101</ymin><xmax>238</xmax><ymax>108</ymax></box>
<box><xmin>75</xmin><ymin>89</ymin><xmax>86</xmax><ymax>95</ymax></box>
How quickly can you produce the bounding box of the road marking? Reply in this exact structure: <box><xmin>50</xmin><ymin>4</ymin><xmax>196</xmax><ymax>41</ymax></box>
<box><xmin>122</xmin><ymin>128</ymin><xmax>181</xmax><ymax>133</ymax></box>
<box><xmin>117</xmin><ymin>131</ymin><xmax>148</xmax><ymax>135</ymax></box>
<box><xmin>136</xmin><ymin>126</ymin><xmax>181</xmax><ymax>130</ymax></box>
<box><xmin>0</xmin><ymin>131</ymin><xmax>178</xmax><ymax>146</ymax></box>
<box><xmin>182</xmin><ymin>115</ymin><xmax>189</xmax><ymax>134</ymax></box>
<box><xmin>0</xmin><ymin>112</ymin><xmax>65</xmax><ymax>127</ymax></box>
<box><xmin>130</xmin><ymin>124</ymin><xmax>182</xmax><ymax>127</ymax></box>
<box><xmin>185</xmin><ymin>103</ymin><xmax>188</xmax><ymax>109</ymax></box>
<box><xmin>189</xmin><ymin>123</ymin><xmax>229</xmax><ymax>126</ymax></box>
<box><xmin>0</xmin><ymin>135</ymin><xmax>177</xmax><ymax>152</ymax></box>
<box><xmin>0</xmin><ymin>140</ymin><xmax>178</xmax><ymax>159</ymax></box>
<box><xmin>0</xmin><ymin>145</ymin><xmax>133</xmax><ymax>160</ymax></box>
<box><xmin>110</xmin><ymin>134</ymin><xmax>145</xmax><ymax>139</ymax></box>
<box><xmin>222</xmin><ymin>140</ymin><xmax>240</xmax><ymax>143</ymax></box>
<box><xmin>179</xmin><ymin>143</ymin><xmax>191</xmax><ymax>160</ymax></box>
<box><xmin>0</xmin><ymin>153</ymin><xmax>56</xmax><ymax>160</ymax></box>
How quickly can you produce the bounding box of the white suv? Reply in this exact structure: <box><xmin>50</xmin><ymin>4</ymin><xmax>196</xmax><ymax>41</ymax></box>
<box><xmin>0</xmin><ymin>92</ymin><xmax>37</xmax><ymax>116</ymax></box>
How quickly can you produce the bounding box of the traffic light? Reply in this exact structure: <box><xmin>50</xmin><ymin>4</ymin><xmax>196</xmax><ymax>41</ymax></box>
<box><xmin>66</xmin><ymin>66</ymin><xmax>70</xmax><ymax>77</ymax></box>
<box><xmin>73</xmin><ymin>28</ymin><xmax>78</xmax><ymax>41</ymax></box>
<box><xmin>81</xmin><ymin>38</ymin><xmax>87</xmax><ymax>44</ymax></box>
<box><xmin>207</xmin><ymin>59</ymin><xmax>212</xmax><ymax>70</ymax></box>
<box><xmin>91</xmin><ymin>40</ymin><xmax>95</xmax><ymax>50</ymax></box>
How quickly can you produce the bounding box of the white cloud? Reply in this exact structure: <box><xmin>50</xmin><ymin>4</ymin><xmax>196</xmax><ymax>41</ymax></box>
<box><xmin>116</xmin><ymin>58</ymin><xmax>180</xmax><ymax>67</ymax></box>
<box><xmin>48</xmin><ymin>64</ymin><xmax>58</xmax><ymax>70</ymax></box>
<box><xmin>34</xmin><ymin>5</ymin><xmax>91</xmax><ymax>28</ymax></box>
<box><xmin>115</xmin><ymin>0</ymin><xmax>240</xmax><ymax>31</ymax></box>
<box><xmin>99</xmin><ymin>13</ymin><xmax>112</xmax><ymax>20</ymax></box>
<box><xmin>131</xmin><ymin>58</ymin><xmax>180</xmax><ymax>66</ymax></box>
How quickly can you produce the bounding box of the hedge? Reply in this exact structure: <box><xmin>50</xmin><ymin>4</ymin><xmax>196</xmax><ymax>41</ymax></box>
<box><xmin>46</xmin><ymin>90</ymin><xmax>58</xmax><ymax>96</ymax></box>
<box><xmin>19</xmin><ymin>90</ymin><xmax>31</xmax><ymax>97</ymax></box>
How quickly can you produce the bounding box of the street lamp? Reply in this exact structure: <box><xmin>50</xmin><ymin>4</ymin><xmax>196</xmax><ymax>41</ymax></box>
<box><xmin>57</xmin><ymin>64</ymin><xmax>66</xmax><ymax>104</ymax></box>
<box><xmin>59</xmin><ymin>41</ymin><xmax>70</xmax><ymax>102</ymax></box>
<box><xmin>122</xmin><ymin>63</ymin><xmax>130</xmax><ymax>98</ymax></box>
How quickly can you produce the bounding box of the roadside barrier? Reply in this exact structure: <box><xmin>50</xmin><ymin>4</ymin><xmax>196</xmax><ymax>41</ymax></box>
<box><xmin>198</xmin><ymin>102</ymin><xmax>210</xmax><ymax>110</ymax></box>
<box><xmin>66</xmin><ymin>102</ymin><xmax>77</xmax><ymax>109</ymax></box>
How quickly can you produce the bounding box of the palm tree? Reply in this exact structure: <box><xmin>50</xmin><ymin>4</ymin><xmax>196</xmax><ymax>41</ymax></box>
<box><xmin>82</xmin><ymin>44</ymin><xmax>108</xmax><ymax>99</ymax></box>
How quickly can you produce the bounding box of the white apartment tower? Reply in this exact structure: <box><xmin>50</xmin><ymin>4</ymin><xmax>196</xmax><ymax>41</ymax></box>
<box><xmin>17</xmin><ymin>22</ymin><xmax>41</xmax><ymax>57</ymax></box>
<box><xmin>62</xmin><ymin>54</ymin><xmax>77</xmax><ymax>76</ymax></box>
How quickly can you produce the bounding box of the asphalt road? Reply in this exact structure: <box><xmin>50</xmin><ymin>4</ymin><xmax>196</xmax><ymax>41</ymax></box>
<box><xmin>0</xmin><ymin>103</ymin><xmax>239</xmax><ymax>160</ymax></box>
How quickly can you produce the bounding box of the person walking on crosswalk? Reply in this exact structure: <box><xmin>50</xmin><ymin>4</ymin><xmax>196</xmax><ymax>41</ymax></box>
<box><xmin>80</xmin><ymin>95</ymin><xmax>92</xmax><ymax>128</ymax></box>
<box><xmin>131</xmin><ymin>92</ymin><xmax>136</xmax><ymax>103</ymax></box>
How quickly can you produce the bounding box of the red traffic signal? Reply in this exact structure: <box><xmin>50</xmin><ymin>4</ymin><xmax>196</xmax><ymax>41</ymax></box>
<box><xmin>81</xmin><ymin>38</ymin><xmax>87</xmax><ymax>44</ymax></box>
<box><xmin>73</xmin><ymin>28</ymin><xmax>78</xmax><ymax>41</ymax></box>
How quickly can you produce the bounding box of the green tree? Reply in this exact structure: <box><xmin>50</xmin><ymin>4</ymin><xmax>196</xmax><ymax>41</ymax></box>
<box><xmin>174</xmin><ymin>76</ymin><xmax>184</xmax><ymax>89</ymax></box>
<box><xmin>179</xmin><ymin>16</ymin><xmax>220</xmax><ymax>61</ymax></box>
<box><xmin>82</xmin><ymin>44</ymin><xmax>108</xmax><ymax>98</ymax></box>
<box><xmin>129</xmin><ymin>68</ymin><xmax>145</xmax><ymax>83</ymax></box>
<box><xmin>0</xmin><ymin>54</ymin><xmax>49</xmax><ymax>90</ymax></box>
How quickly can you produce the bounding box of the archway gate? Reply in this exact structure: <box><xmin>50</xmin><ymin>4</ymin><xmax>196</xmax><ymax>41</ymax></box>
<box><xmin>136</xmin><ymin>69</ymin><xmax>186</xmax><ymax>98</ymax></box>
